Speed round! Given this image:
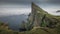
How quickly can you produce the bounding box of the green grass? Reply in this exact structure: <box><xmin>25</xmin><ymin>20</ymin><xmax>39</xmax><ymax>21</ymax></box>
<box><xmin>0</xmin><ymin>22</ymin><xmax>60</xmax><ymax>34</ymax></box>
<box><xmin>0</xmin><ymin>3</ymin><xmax>60</xmax><ymax>34</ymax></box>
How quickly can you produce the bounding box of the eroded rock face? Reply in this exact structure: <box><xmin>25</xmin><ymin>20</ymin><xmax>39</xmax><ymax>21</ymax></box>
<box><xmin>27</xmin><ymin>2</ymin><xmax>58</xmax><ymax>29</ymax></box>
<box><xmin>28</xmin><ymin>2</ymin><xmax>48</xmax><ymax>28</ymax></box>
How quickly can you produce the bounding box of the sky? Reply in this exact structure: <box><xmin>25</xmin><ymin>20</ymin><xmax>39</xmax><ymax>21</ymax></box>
<box><xmin>0</xmin><ymin>0</ymin><xmax>60</xmax><ymax>16</ymax></box>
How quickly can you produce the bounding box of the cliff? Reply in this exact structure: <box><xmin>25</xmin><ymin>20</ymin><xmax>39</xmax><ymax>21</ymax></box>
<box><xmin>27</xmin><ymin>2</ymin><xmax>60</xmax><ymax>29</ymax></box>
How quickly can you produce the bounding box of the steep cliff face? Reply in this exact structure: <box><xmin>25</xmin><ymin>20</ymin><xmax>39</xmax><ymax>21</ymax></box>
<box><xmin>28</xmin><ymin>2</ymin><xmax>60</xmax><ymax>29</ymax></box>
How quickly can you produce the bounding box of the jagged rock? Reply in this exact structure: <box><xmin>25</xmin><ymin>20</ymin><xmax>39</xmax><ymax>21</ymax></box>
<box><xmin>27</xmin><ymin>2</ymin><xmax>59</xmax><ymax>30</ymax></box>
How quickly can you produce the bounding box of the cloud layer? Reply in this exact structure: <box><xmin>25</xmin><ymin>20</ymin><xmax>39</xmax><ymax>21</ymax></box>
<box><xmin>0</xmin><ymin>0</ymin><xmax>60</xmax><ymax>16</ymax></box>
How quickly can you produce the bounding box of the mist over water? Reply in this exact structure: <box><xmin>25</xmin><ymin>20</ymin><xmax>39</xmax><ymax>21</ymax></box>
<box><xmin>0</xmin><ymin>14</ymin><xmax>28</xmax><ymax>31</ymax></box>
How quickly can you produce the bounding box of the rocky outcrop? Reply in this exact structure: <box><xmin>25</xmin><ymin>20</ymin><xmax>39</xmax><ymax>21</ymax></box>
<box><xmin>27</xmin><ymin>2</ymin><xmax>59</xmax><ymax>29</ymax></box>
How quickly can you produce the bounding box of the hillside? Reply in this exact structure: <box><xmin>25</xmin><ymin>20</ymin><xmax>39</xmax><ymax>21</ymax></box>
<box><xmin>0</xmin><ymin>22</ymin><xmax>58</xmax><ymax>34</ymax></box>
<box><xmin>0</xmin><ymin>22</ymin><xmax>57</xmax><ymax>34</ymax></box>
<box><xmin>0</xmin><ymin>2</ymin><xmax>60</xmax><ymax>34</ymax></box>
<box><xmin>26</xmin><ymin>2</ymin><xmax>60</xmax><ymax>34</ymax></box>
<box><xmin>0</xmin><ymin>22</ymin><xmax>49</xmax><ymax>34</ymax></box>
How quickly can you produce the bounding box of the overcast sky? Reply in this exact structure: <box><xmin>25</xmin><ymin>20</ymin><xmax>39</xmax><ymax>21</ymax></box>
<box><xmin>0</xmin><ymin>0</ymin><xmax>60</xmax><ymax>16</ymax></box>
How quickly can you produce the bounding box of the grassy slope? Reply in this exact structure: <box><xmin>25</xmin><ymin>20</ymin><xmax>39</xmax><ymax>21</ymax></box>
<box><xmin>9</xmin><ymin>4</ymin><xmax>60</xmax><ymax>34</ymax></box>
<box><xmin>32</xmin><ymin>3</ymin><xmax>60</xmax><ymax>34</ymax></box>
<box><xmin>0</xmin><ymin>3</ymin><xmax>60</xmax><ymax>34</ymax></box>
<box><xmin>0</xmin><ymin>22</ymin><xmax>58</xmax><ymax>34</ymax></box>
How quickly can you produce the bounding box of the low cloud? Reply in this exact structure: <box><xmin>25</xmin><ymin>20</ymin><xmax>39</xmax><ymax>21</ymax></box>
<box><xmin>0</xmin><ymin>8</ymin><xmax>31</xmax><ymax>16</ymax></box>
